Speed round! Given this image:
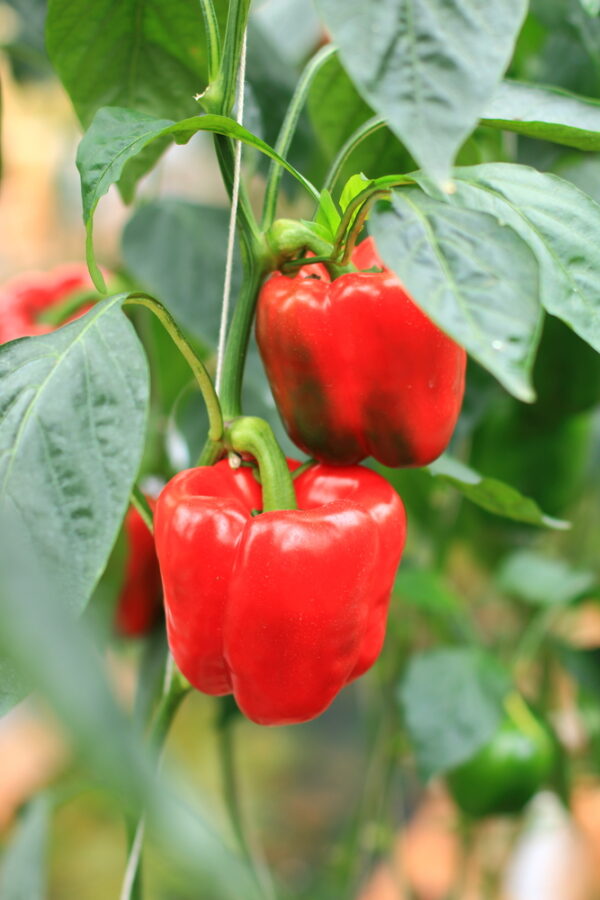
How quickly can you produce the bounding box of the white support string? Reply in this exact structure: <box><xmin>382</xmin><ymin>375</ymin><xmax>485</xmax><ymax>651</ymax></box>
<box><xmin>215</xmin><ymin>31</ymin><xmax>248</xmax><ymax>395</ymax></box>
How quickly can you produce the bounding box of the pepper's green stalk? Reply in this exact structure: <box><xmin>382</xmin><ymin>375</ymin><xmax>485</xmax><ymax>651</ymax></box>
<box><xmin>265</xmin><ymin>219</ymin><xmax>354</xmax><ymax>279</ymax></box>
<box><xmin>226</xmin><ymin>417</ymin><xmax>297</xmax><ymax>511</ymax></box>
<box><xmin>198</xmin><ymin>0</ymin><xmax>221</xmax><ymax>85</ymax></box>
<box><xmin>123</xmin><ymin>295</ymin><xmax>223</xmax><ymax>443</ymax></box>
<box><xmin>323</xmin><ymin>117</ymin><xmax>386</xmax><ymax>193</ymax></box>
<box><xmin>261</xmin><ymin>43</ymin><xmax>337</xmax><ymax>230</ymax></box>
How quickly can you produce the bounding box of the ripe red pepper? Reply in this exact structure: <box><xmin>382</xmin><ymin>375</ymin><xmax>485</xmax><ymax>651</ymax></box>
<box><xmin>256</xmin><ymin>236</ymin><xmax>467</xmax><ymax>467</ymax></box>
<box><xmin>0</xmin><ymin>263</ymin><xmax>96</xmax><ymax>343</ymax></box>
<box><xmin>155</xmin><ymin>459</ymin><xmax>406</xmax><ymax>725</ymax></box>
<box><xmin>115</xmin><ymin>504</ymin><xmax>163</xmax><ymax>638</ymax></box>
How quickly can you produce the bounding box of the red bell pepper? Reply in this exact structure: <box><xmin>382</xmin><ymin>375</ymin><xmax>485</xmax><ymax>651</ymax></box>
<box><xmin>0</xmin><ymin>263</ymin><xmax>96</xmax><ymax>343</ymax></box>
<box><xmin>115</xmin><ymin>504</ymin><xmax>163</xmax><ymax>638</ymax></box>
<box><xmin>154</xmin><ymin>458</ymin><xmax>406</xmax><ymax>725</ymax></box>
<box><xmin>256</xmin><ymin>236</ymin><xmax>466</xmax><ymax>468</ymax></box>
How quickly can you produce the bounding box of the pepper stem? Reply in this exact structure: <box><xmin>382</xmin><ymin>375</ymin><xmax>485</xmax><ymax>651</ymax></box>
<box><xmin>226</xmin><ymin>417</ymin><xmax>297</xmax><ymax>512</ymax></box>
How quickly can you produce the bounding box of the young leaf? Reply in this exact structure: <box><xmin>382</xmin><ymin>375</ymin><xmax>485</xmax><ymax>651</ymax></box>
<box><xmin>316</xmin><ymin>0</ymin><xmax>527</xmax><ymax>185</ymax></box>
<box><xmin>314</xmin><ymin>190</ymin><xmax>341</xmax><ymax>239</ymax></box>
<box><xmin>399</xmin><ymin>647</ymin><xmax>510</xmax><ymax>778</ymax></box>
<box><xmin>339</xmin><ymin>173</ymin><xmax>373</xmax><ymax>212</ymax></box>
<box><xmin>122</xmin><ymin>200</ymin><xmax>240</xmax><ymax>344</ymax></box>
<box><xmin>497</xmin><ymin>551</ymin><xmax>597</xmax><ymax>606</ymax></box>
<box><xmin>416</xmin><ymin>164</ymin><xmax>600</xmax><ymax>357</ymax></box>
<box><xmin>77</xmin><ymin>107</ymin><xmax>318</xmax><ymax>288</ymax></box>
<box><xmin>482</xmin><ymin>81</ymin><xmax>600</xmax><ymax>151</ymax></box>
<box><xmin>46</xmin><ymin>0</ymin><xmax>213</xmax><ymax>126</ymax></box>
<box><xmin>0</xmin><ymin>296</ymin><xmax>149</xmax><ymax>615</ymax></box>
<box><xmin>369</xmin><ymin>190</ymin><xmax>541</xmax><ymax>401</ymax></box>
<box><xmin>427</xmin><ymin>455</ymin><xmax>570</xmax><ymax>530</ymax></box>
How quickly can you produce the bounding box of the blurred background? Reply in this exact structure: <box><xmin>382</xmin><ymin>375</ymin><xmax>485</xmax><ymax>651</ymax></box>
<box><xmin>2</xmin><ymin>1</ymin><xmax>600</xmax><ymax>898</ymax></box>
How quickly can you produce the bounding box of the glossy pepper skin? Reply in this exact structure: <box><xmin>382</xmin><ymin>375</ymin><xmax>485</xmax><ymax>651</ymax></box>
<box><xmin>256</xmin><ymin>236</ymin><xmax>467</xmax><ymax>468</ymax></box>
<box><xmin>446</xmin><ymin>698</ymin><xmax>556</xmax><ymax>818</ymax></box>
<box><xmin>115</xmin><ymin>504</ymin><xmax>163</xmax><ymax>638</ymax></box>
<box><xmin>0</xmin><ymin>263</ymin><xmax>95</xmax><ymax>343</ymax></box>
<box><xmin>155</xmin><ymin>459</ymin><xmax>406</xmax><ymax>725</ymax></box>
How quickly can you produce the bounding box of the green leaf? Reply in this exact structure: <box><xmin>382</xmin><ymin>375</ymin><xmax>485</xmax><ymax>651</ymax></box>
<box><xmin>497</xmin><ymin>551</ymin><xmax>597</xmax><ymax>606</ymax></box>
<box><xmin>77</xmin><ymin>107</ymin><xmax>318</xmax><ymax>288</ymax></box>
<box><xmin>400</xmin><ymin>647</ymin><xmax>510</xmax><ymax>778</ymax></box>
<box><xmin>0</xmin><ymin>512</ymin><xmax>260</xmax><ymax>899</ymax></box>
<box><xmin>0</xmin><ymin>295</ymin><xmax>149</xmax><ymax>615</ymax></box>
<box><xmin>0</xmin><ymin>796</ymin><xmax>50</xmax><ymax>900</ymax></box>
<box><xmin>307</xmin><ymin>53</ymin><xmax>413</xmax><ymax>185</ymax></box>
<box><xmin>428</xmin><ymin>455</ymin><xmax>570</xmax><ymax>529</ymax></box>
<box><xmin>580</xmin><ymin>0</ymin><xmax>600</xmax><ymax>16</ymax></box>
<box><xmin>314</xmin><ymin>190</ymin><xmax>341</xmax><ymax>239</ymax></box>
<box><xmin>122</xmin><ymin>199</ymin><xmax>239</xmax><ymax>344</ymax></box>
<box><xmin>46</xmin><ymin>0</ymin><xmax>212</xmax><ymax>126</ymax></box>
<box><xmin>558</xmin><ymin>645</ymin><xmax>600</xmax><ymax>698</ymax></box>
<box><xmin>316</xmin><ymin>0</ymin><xmax>527</xmax><ymax>185</ymax></box>
<box><xmin>395</xmin><ymin>569</ymin><xmax>475</xmax><ymax>640</ymax></box>
<box><xmin>418</xmin><ymin>164</ymin><xmax>600</xmax><ymax>357</ymax></box>
<box><xmin>369</xmin><ymin>190</ymin><xmax>541</xmax><ymax>401</ymax></box>
<box><xmin>0</xmin><ymin>658</ymin><xmax>28</xmax><ymax>718</ymax></box>
<box><xmin>482</xmin><ymin>80</ymin><xmax>600</xmax><ymax>150</ymax></box>
<box><xmin>339</xmin><ymin>173</ymin><xmax>373</xmax><ymax>212</ymax></box>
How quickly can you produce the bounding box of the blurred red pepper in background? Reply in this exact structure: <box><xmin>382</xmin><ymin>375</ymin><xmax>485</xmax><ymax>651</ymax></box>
<box><xmin>114</xmin><ymin>504</ymin><xmax>163</xmax><ymax>638</ymax></box>
<box><xmin>0</xmin><ymin>263</ymin><xmax>96</xmax><ymax>343</ymax></box>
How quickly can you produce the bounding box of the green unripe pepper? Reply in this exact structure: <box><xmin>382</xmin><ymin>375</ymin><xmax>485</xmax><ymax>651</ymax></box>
<box><xmin>446</xmin><ymin>693</ymin><xmax>556</xmax><ymax>818</ymax></box>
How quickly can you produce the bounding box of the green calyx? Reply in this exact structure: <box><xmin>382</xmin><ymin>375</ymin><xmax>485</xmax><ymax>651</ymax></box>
<box><xmin>225</xmin><ymin>416</ymin><xmax>297</xmax><ymax>512</ymax></box>
<box><xmin>265</xmin><ymin>219</ymin><xmax>355</xmax><ymax>280</ymax></box>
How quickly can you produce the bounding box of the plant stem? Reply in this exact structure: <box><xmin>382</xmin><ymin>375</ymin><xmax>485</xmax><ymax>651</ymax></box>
<box><xmin>205</xmin><ymin>0</ymin><xmax>251</xmax><ymax>114</ymax></box>
<box><xmin>124</xmin><ymin>294</ymin><xmax>223</xmax><ymax>443</ymax></box>
<box><xmin>120</xmin><ymin>659</ymin><xmax>191</xmax><ymax>900</ymax></box>
<box><xmin>218</xmin><ymin>714</ymin><xmax>278</xmax><ymax>900</ymax></box>
<box><xmin>198</xmin><ymin>0</ymin><xmax>221</xmax><ymax>84</ymax></box>
<box><xmin>217</xmin><ymin>263</ymin><xmax>264</xmax><ymax>420</ymax></box>
<box><xmin>261</xmin><ymin>43</ymin><xmax>337</xmax><ymax>229</ymax></box>
<box><xmin>323</xmin><ymin>117</ymin><xmax>386</xmax><ymax>193</ymax></box>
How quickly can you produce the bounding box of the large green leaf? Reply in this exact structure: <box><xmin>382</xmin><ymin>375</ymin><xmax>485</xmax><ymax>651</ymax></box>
<box><xmin>369</xmin><ymin>190</ymin><xmax>541</xmax><ymax>401</ymax></box>
<box><xmin>77</xmin><ymin>107</ymin><xmax>318</xmax><ymax>288</ymax></box>
<box><xmin>0</xmin><ymin>797</ymin><xmax>50</xmax><ymax>900</ymax></box>
<box><xmin>482</xmin><ymin>81</ymin><xmax>600</xmax><ymax>150</ymax></box>
<box><xmin>400</xmin><ymin>647</ymin><xmax>510</xmax><ymax>778</ymax></box>
<box><xmin>316</xmin><ymin>0</ymin><xmax>527</xmax><ymax>185</ymax></box>
<box><xmin>0</xmin><ymin>296</ymin><xmax>149</xmax><ymax>615</ymax></box>
<box><xmin>46</xmin><ymin>0</ymin><xmax>212</xmax><ymax>126</ymax></box>
<box><xmin>122</xmin><ymin>199</ymin><xmax>239</xmax><ymax>344</ymax></box>
<box><xmin>497</xmin><ymin>550</ymin><xmax>597</xmax><ymax>606</ymax></box>
<box><xmin>428</xmin><ymin>456</ymin><xmax>570</xmax><ymax>530</ymax></box>
<box><xmin>416</xmin><ymin>164</ymin><xmax>600</xmax><ymax>356</ymax></box>
<box><xmin>307</xmin><ymin>52</ymin><xmax>413</xmax><ymax>186</ymax></box>
<box><xmin>0</xmin><ymin>512</ymin><xmax>259</xmax><ymax>899</ymax></box>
